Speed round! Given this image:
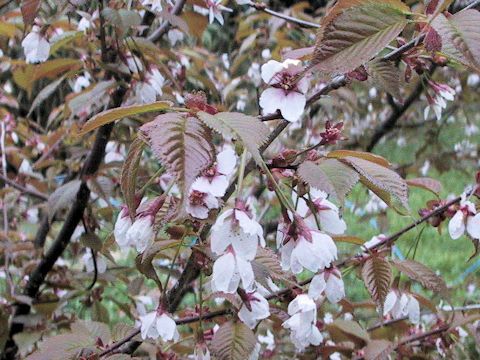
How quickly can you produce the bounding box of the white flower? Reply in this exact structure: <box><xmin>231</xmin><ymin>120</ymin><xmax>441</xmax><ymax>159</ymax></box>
<box><xmin>142</xmin><ymin>0</ymin><xmax>163</xmax><ymax>12</ymax></box>
<box><xmin>259</xmin><ymin>59</ymin><xmax>309</xmax><ymax>122</ymax></box>
<box><xmin>73</xmin><ymin>72</ymin><xmax>91</xmax><ymax>93</ymax></box>
<box><xmin>114</xmin><ymin>207</ymin><xmax>133</xmax><ymax>247</ymax></box>
<box><xmin>194</xmin><ymin>0</ymin><xmax>233</xmax><ymax>26</ymax></box>
<box><xmin>308</xmin><ymin>269</ymin><xmax>345</xmax><ymax>304</ymax></box>
<box><xmin>186</xmin><ymin>190</ymin><xmax>219</xmax><ymax>219</ymax></box>
<box><xmin>282</xmin><ymin>294</ymin><xmax>323</xmax><ymax>352</ymax></box>
<box><xmin>139</xmin><ymin>311</ymin><xmax>179</xmax><ymax>341</ymax></box>
<box><xmin>363</xmin><ymin>234</ymin><xmax>387</xmax><ymax>251</ymax></box>
<box><xmin>77</xmin><ymin>10</ymin><xmax>99</xmax><ymax>31</ymax></box>
<box><xmin>276</xmin><ymin>217</ymin><xmax>337</xmax><ymax>274</ymax></box>
<box><xmin>22</xmin><ymin>26</ymin><xmax>50</xmax><ymax>63</ymax></box>
<box><xmin>126</xmin><ymin>215</ymin><xmax>154</xmax><ymax>252</ymax></box>
<box><xmin>82</xmin><ymin>251</ymin><xmax>107</xmax><ymax>273</ymax></box>
<box><xmin>168</xmin><ymin>29</ymin><xmax>184</xmax><ymax>46</ymax></box>
<box><xmin>295</xmin><ymin>188</ymin><xmax>346</xmax><ymax>235</ymax></box>
<box><xmin>238</xmin><ymin>291</ymin><xmax>270</xmax><ymax>328</ymax></box>
<box><xmin>424</xmin><ymin>82</ymin><xmax>455</xmax><ymax>122</ymax></box>
<box><xmin>383</xmin><ymin>290</ymin><xmax>420</xmax><ymax>324</ymax></box>
<box><xmin>258</xmin><ymin>330</ymin><xmax>275</xmax><ymax>351</ymax></box>
<box><xmin>211</xmin><ymin>252</ymin><xmax>254</xmax><ymax>293</ymax></box>
<box><xmin>191</xmin><ymin>146</ymin><xmax>237</xmax><ymax>197</ymax></box>
<box><xmin>193</xmin><ymin>342</ymin><xmax>211</xmax><ymax>360</ymax></box>
<box><xmin>448</xmin><ymin>196</ymin><xmax>480</xmax><ymax>240</ymax></box>
<box><xmin>146</xmin><ymin>67</ymin><xmax>165</xmax><ymax>96</ymax></box>
<box><xmin>105</xmin><ymin>141</ymin><xmax>125</xmax><ymax>163</ymax></box>
<box><xmin>211</xmin><ymin>207</ymin><xmax>265</xmax><ymax>260</ymax></box>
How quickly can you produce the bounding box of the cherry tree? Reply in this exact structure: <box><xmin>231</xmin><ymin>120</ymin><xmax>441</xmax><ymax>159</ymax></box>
<box><xmin>0</xmin><ymin>0</ymin><xmax>480</xmax><ymax>359</ymax></box>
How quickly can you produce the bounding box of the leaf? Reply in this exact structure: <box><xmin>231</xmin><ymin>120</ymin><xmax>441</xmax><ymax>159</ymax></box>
<box><xmin>254</xmin><ymin>247</ymin><xmax>284</xmax><ymax>280</ymax></box>
<box><xmin>78</xmin><ymin>101</ymin><xmax>173</xmax><ymax>135</ymax></box>
<box><xmin>47</xmin><ymin>180</ymin><xmax>82</xmax><ymax>220</ymax></box>
<box><xmin>26</xmin><ymin>333</ymin><xmax>95</xmax><ymax>360</ymax></box>
<box><xmin>71</xmin><ymin>320</ymin><xmax>111</xmax><ymax>343</ymax></box>
<box><xmin>332</xmin><ymin>235</ymin><xmax>365</xmax><ymax>245</ymax></box>
<box><xmin>431</xmin><ymin>10</ymin><xmax>480</xmax><ymax>72</ymax></box>
<box><xmin>197</xmin><ymin>111</ymin><xmax>270</xmax><ymax>165</ymax></box>
<box><xmin>367</xmin><ymin>58</ymin><xmax>401</xmax><ymax>99</ymax></box>
<box><xmin>136</xmin><ymin>240</ymin><xmax>179</xmax><ymax>288</ymax></box>
<box><xmin>364</xmin><ymin>339</ymin><xmax>394</xmax><ymax>360</ymax></box>
<box><xmin>327</xmin><ymin>150</ymin><xmax>391</xmax><ymax>168</ymax></box>
<box><xmin>0</xmin><ymin>22</ymin><xmax>19</xmax><ymax>38</ymax></box>
<box><xmin>27</xmin><ymin>75</ymin><xmax>66</xmax><ymax>117</ymax></box>
<box><xmin>406</xmin><ymin>177</ymin><xmax>442</xmax><ymax>196</ymax></box>
<box><xmin>92</xmin><ymin>302</ymin><xmax>110</xmax><ymax>323</ymax></box>
<box><xmin>211</xmin><ymin>321</ymin><xmax>256</xmax><ymax>360</ymax></box>
<box><xmin>21</xmin><ymin>0</ymin><xmax>41</xmax><ymax>26</ymax></box>
<box><xmin>326</xmin><ymin>319</ymin><xmax>370</xmax><ymax>345</ymax></box>
<box><xmin>313</xmin><ymin>0</ymin><xmax>409</xmax><ymax>73</ymax></box>
<box><xmin>298</xmin><ymin>159</ymin><xmax>360</xmax><ymax>203</ymax></box>
<box><xmin>362</xmin><ymin>255</ymin><xmax>392</xmax><ymax>306</ymax></box>
<box><xmin>391</xmin><ymin>259</ymin><xmax>448</xmax><ymax>295</ymax></box>
<box><xmin>341</xmin><ymin>156</ymin><xmax>409</xmax><ymax>214</ymax></box>
<box><xmin>121</xmin><ymin>137</ymin><xmax>145</xmax><ymax>219</ymax></box>
<box><xmin>141</xmin><ymin>113</ymin><xmax>215</xmax><ymax>217</ymax></box>
<box><xmin>67</xmin><ymin>80</ymin><xmax>116</xmax><ymax>118</ymax></box>
<box><xmin>80</xmin><ymin>233</ymin><xmax>103</xmax><ymax>252</ymax></box>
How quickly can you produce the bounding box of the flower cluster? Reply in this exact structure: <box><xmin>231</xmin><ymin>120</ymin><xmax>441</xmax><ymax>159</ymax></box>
<box><xmin>187</xmin><ymin>147</ymin><xmax>237</xmax><ymax>219</ymax></box>
<box><xmin>424</xmin><ymin>80</ymin><xmax>455</xmax><ymax>121</ymax></box>
<box><xmin>448</xmin><ymin>195</ymin><xmax>480</xmax><ymax>240</ymax></box>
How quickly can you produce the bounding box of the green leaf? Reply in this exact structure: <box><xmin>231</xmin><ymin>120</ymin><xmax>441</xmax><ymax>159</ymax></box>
<box><xmin>211</xmin><ymin>321</ymin><xmax>256</xmax><ymax>360</ymax></box>
<box><xmin>332</xmin><ymin>235</ymin><xmax>365</xmax><ymax>245</ymax></box>
<box><xmin>78</xmin><ymin>101</ymin><xmax>173</xmax><ymax>135</ymax></box>
<box><xmin>141</xmin><ymin>113</ymin><xmax>215</xmax><ymax>218</ymax></box>
<box><xmin>362</xmin><ymin>255</ymin><xmax>392</xmax><ymax>306</ymax></box>
<box><xmin>391</xmin><ymin>259</ymin><xmax>448</xmax><ymax>296</ymax></box>
<box><xmin>431</xmin><ymin>9</ymin><xmax>480</xmax><ymax>72</ymax></box>
<box><xmin>197</xmin><ymin>111</ymin><xmax>270</xmax><ymax>166</ymax></box>
<box><xmin>121</xmin><ymin>137</ymin><xmax>145</xmax><ymax>220</ymax></box>
<box><xmin>313</xmin><ymin>0</ymin><xmax>409</xmax><ymax>73</ymax></box>
<box><xmin>298</xmin><ymin>159</ymin><xmax>360</xmax><ymax>203</ymax></box>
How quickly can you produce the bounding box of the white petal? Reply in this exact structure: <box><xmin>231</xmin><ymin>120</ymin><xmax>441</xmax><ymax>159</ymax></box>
<box><xmin>191</xmin><ymin>176</ymin><xmax>228</xmax><ymax>197</ymax></box>
<box><xmin>308</xmin><ymin>325</ymin><xmax>323</xmax><ymax>346</ymax></box>
<box><xmin>210</xmin><ymin>222</ymin><xmax>233</xmax><ymax>255</ymax></box>
<box><xmin>139</xmin><ymin>312</ymin><xmax>158</xmax><ymax>340</ymax></box>
<box><xmin>406</xmin><ymin>296</ymin><xmax>420</xmax><ymax>324</ymax></box>
<box><xmin>383</xmin><ymin>291</ymin><xmax>397</xmax><ymax>315</ymax></box>
<box><xmin>449</xmin><ymin>211</ymin><xmax>466</xmax><ymax>240</ymax></box>
<box><xmin>260</xmin><ymin>60</ymin><xmax>284</xmax><ymax>84</ymax></box>
<box><xmin>325</xmin><ymin>274</ymin><xmax>345</xmax><ymax>304</ymax></box>
<box><xmin>217</xmin><ymin>147</ymin><xmax>237</xmax><ymax>175</ymax></box>
<box><xmin>156</xmin><ymin>314</ymin><xmax>178</xmax><ymax>341</ymax></box>
<box><xmin>308</xmin><ymin>274</ymin><xmax>326</xmax><ymax>300</ymax></box>
<box><xmin>212</xmin><ymin>253</ymin><xmax>236</xmax><ymax>293</ymax></box>
<box><xmin>237</xmin><ymin>256</ymin><xmax>255</xmax><ymax>291</ymax></box>
<box><xmin>259</xmin><ymin>87</ymin><xmax>285</xmax><ymax>115</ymax></box>
<box><xmin>278</xmin><ymin>91</ymin><xmax>306</xmax><ymax>123</ymax></box>
<box><xmin>319</xmin><ymin>209</ymin><xmax>347</xmax><ymax>235</ymax></box>
<box><xmin>466</xmin><ymin>214</ymin><xmax>480</xmax><ymax>239</ymax></box>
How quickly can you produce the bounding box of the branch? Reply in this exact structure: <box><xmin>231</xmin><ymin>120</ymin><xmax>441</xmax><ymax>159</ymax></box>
<box><xmin>247</xmin><ymin>1</ymin><xmax>320</xmax><ymax>29</ymax></box>
<box><xmin>147</xmin><ymin>0</ymin><xmax>187</xmax><ymax>42</ymax></box>
<box><xmin>0</xmin><ymin>173</ymin><xmax>48</xmax><ymax>201</ymax></box>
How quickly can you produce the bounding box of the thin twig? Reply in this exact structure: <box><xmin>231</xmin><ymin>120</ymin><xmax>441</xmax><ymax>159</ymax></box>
<box><xmin>147</xmin><ymin>0</ymin><xmax>187</xmax><ymax>42</ymax></box>
<box><xmin>247</xmin><ymin>1</ymin><xmax>320</xmax><ymax>28</ymax></box>
<box><xmin>0</xmin><ymin>173</ymin><xmax>49</xmax><ymax>201</ymax></box>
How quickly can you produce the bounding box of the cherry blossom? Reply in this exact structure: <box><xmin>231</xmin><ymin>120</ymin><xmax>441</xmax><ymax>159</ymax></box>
<box><xmin>211</xmin><ymin>251</ymin><xmax>254</xmax><ymax>293</ymax></box>
<box><xmin>448</xmin><ymin>196</ymin><xmax>480</xmax><ymax>240</ymax></box>
<box><xmin>168</xmin><ymin>29</ymin><xmax>185</xmax><ymax>46</ymax></box>
<box><xmin>211</xmin><ymin>205</ymin><xmax>265</xmax><ymax>260</ymax></box>
<box><xmin>139</xmin><ymin>310</ymin><xmax>179</xmax><ymax>341</ymax></box>
<box><xmin>308</xmin><ymin>268</ymin><xmax>345</xmax><ymax>304</ymax></box>
<box><xmin>126</xmin><ymin>215</ymin><xmax>154</xmax><ymax>253</ymax></box>
<box><xmin>77</xmin><ymin>10</ymin><xmax>98</xmax><ymax>31</ymax></box>
<box><xmin>363</xmin><ymin>234</ymin><xmax>387</xmax><ymax>250</ymax></box>
<box><xmin>282</xmin><ymin>294</ymin><xmax>323</xmax><ymax>352</ymax></box>
<box><xmin>424</xmin><ymin>81</ymin><xmax>455</xmax><ymax>121</ymax></box>
<box><xmin>295</xmin><ymin>188</ymin><xmax>347</xmax><ymax>235</ymax></box>
<box><xmin>191</xmin><ymin>146</ymin><xmax>237</xmax><ymax>197</ymax></box>
<box><xmin>142</xmin><ymin>0</ymin><xmax>164</xmax><ymax>12</ymax></box>
<box><xmin>22</xmin><ymin>26</ymin><xmax>50</xmax><ymax>63</ymax></box>
<box><xmin>259</xmin><ymin>59</ymin><xmax>309</xmax><ymax>122</ymax></box>
<box><xmin>238</xmin><ymin>291</ymin><xmax>270</xmax><ymax>329</ymax></box>
<box><xmin>194</xmin><ymin>0</ymin><xmax>233</xmax><ymax>26</ymax></box>
<box><xmin>276</xmin><ymin>215</ymin><xmax>337</xmax><ymax>274</ymax></box>
<box><xmin>114</xmin><ymin>206</ymin><xmax>133</xmax><ymax>247</ymax></box>
<box><xmin>383</xmin><ymin>290</ymin><xmax>420</xmax><ymax>324</ymax></box>
<box><xmin>82</xmin><ymin>251</ymin><xmax>107</xmax><ymax>274</ymax></box>
<box><xmin>72</xmin><ymin>72</ymin><xmax>91</xmax><ymax>93</ymax></box>
<box><xmin>186</xmin><ymin>189</ymin><xmax>219</xmax><ymax>219</ymax></box>
<box><xmin>193</xmin><ymin>341</ymin><xmax>211</xmax><ymax>360</ymax></box>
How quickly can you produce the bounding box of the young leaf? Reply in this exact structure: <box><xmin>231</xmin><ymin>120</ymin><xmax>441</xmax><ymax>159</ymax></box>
<box><xmin>70</xmin><ymin>320</ymin><xmax>111</xmax><ymax>344</ymax></box>
<box><xmin>21</xmin><ymin>0</ymin><xmax>41</xmax><ymax>26</ymax></box>
<box><xmin>47</xmin><ymin>180</ymin><xmax>82</xmax><ymax>220</ymax></box>
<box><xmin>327</xmin><ymin>150</ymin><xmax>391</xmax><ymax>168</ymax></box>
<box><xmin>197</xmin><ymin>111</ymin><xmax>270</xmax><ymax>165</ymax></box>
<box><xmin>363</xmin><ymin>339</ymin><xmax>394</xmax><ymax>360</ymax></box>
<box><xmin>254</xmin><ymin>247</ymin><xmax>285</xmax><ymax>281</ymax></box>
<box><xmin>406</xmin><ymin>177</ymin><xmax>442</xmax><ymax>196</ymax></box>
<box><xmin>391</xmin><ymin>259</ymin><xmax>448</xmax><ymax>295</ymax></box>
<box><xmin>341</xmin><ymin>156</ymin><xmax>409</xmax><ymax>214</ymax></box>
<box><xmin>140</xmin><ymin>113</ymin><xmax>215</xmax><ymax>218</ymax></box>
<box><xmin>27</xmin><ymin>75</ymin><xmax>66</xmax><ymax>117</ymax></box>
<box><xmin>26</xmin><ymin>333</ymin><xmax>94</xmax><ymax>360</ymax></box>
<box><xmin>121</xmin><ymin>137</ymin><xmax>145</xmax><ymax>219</ymax></box>
<box><xmin>431</xmin><ymin>9</ymin><xmax>480</xmax><ymax>72</ymax></box>
<box><xmin>298</xmin><ymin>159</ymin><xmax>360</xmax><ymax>203</ymax></box>
<box><xmin>367</xmin><ymin>58</ymin><xmax>401</xmax><ymax>99</ymax></box>
<box><xmin>78</xmin><ymin>101</ymin><xmax>173</xmax><ymax>135</ymax></box>
<box><xmin>211</xmin><ymin>321</ymin><xmax>256</xmax><ymax>360</ymax></box>
<box><xmin>313</xmin><ymin>0</ymin><xmax>409</xmax><ymax>73</ymax></box>
<box><xmin>326</xmin><ymin>319</ymin><xmax>370</xmax><ymax>346</ymax></box>
<box><xmin>362</xmin><ymin>255</ymin><xmax>393</xmax><ymax>306</ymax></box>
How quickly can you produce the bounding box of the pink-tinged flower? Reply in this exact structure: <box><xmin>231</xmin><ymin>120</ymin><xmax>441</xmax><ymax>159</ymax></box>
<box><xmin>114</xmin><ymin>206</ymin><xmax>133</xmax><ymax>247</ymax></box>
<box><xmin>142</xmin><ymin>0</ymin><xmax>165</xmax><ymax>12</ymax></box>
<box><xmin>139</xmin><ymin>310</ymin><xmax>179</xmax><ymax>341</ymax></box>
<box><xmin>105</xmin><ymin>141</ymin><xmax>125</xmax><ymax>163</ymax></box>
<box><xmin>211</xmin><ymin>204</ymin><xmax>265</xmax><ymax>261</ymax></box>
<box><xmin>22</xmin><ymin>26</ymin><xmax>50</xmax><ymax>63</ymax></box>
<box><xmin>82</xmin><ymin>251</ymin><xmax>107</xmax><ymax>274</ymax></box>
<box><xmin>259</xmin><ymin>59</ymin><xmax>309</xmax><ymax>122</ymax></box>
<box><xmin>77</xmin><ymin>10</ymin><xmax>99</xmax><ymax>31</ymax></box>
<box><xmin>282</xmin><ymin>294</ymin><xmax>323</xmax><ymax>352</ymax></box>
<box><xmin>363</xmin><ymin>234</ymin><xmax>387</xmax><ymax>251</ymax></box>
<box><xmin>211</xmin><ymin>251</ymin><xmax>254</xmax><ymax>293</ymax></box>
<box><xmin>191</xmin><ymin>146</ymin><xmax>237</xmax><ymax>197</ymax></box>
<box><xmin>383</xmin><ymin>290</ymin><xmax>420</xmax><ymax>324</ymax></box>
<box><xmin>238</xmin><ymin>291</ymin><xmax>270</xmax><ymax>329</ymax></box>
<box><xmin>72</xmin><ymin>72</ymin><xmax>91</xmax><ymax>93</ymax></box>
<box><xmin>276</xmin><ymin>215</ymin><xmax>337</xmax><ymax>274</ymax></box>
<box><xmin>320</xmin><ymin>121</ymin><xmax>346</xmax><ymax>145</ymax></box>
<box><xmin>194</xmin><ymin>0</ymin><xmax>233</xmax><ymax>25</ymax></box>
<box><xmin>308</xmin><ymin>268</ymin><xmax>345</xmax><ymax>304</ymax></box>
<box><xmin>448</xmin><ymin>196</ymin><xmax>480</xmax><ymax>240</ymax></box>
<box><xmin>424</xmin><ymin>81</ymin><xmax>455</xmax><ymax>121</ymax></box>
<box><xmin>193</xmin><ymin>341</ymin><xmax>211</xmax><ymax>360</ymax></box>
<box><xmin>295</xmin><ymin>188</ymin><xmax>347</xmax><ymax>235</ymax></box>
<box><xmin>186</xmin><ymin>189</ymin><xmax>219</xmax><ymax>219</ymax></box>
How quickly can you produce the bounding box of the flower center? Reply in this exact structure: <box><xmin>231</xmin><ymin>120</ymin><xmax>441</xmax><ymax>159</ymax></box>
<box><xmin>189</xmin><ymin>190</ymin><xmax>206</xmax><ymax>205</ymax></box>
